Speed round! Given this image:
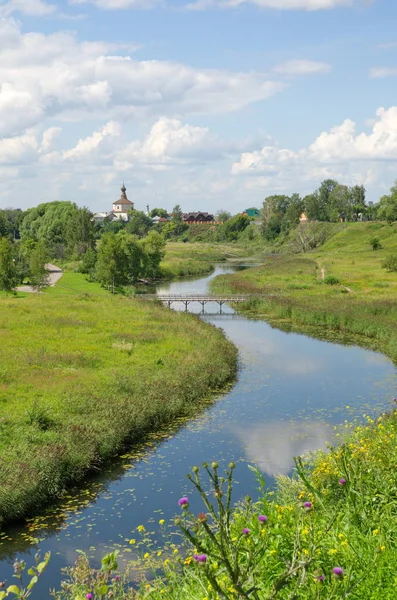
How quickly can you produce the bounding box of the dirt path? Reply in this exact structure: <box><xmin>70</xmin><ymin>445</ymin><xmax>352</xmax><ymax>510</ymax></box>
<box><xmin>16</xmin><ymin>264</ymin><xmax>63</xmax><ymax>293</ymax></box>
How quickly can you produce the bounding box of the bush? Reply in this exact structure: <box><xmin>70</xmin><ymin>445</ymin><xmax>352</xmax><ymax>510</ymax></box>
<box><xmin>324</xmin><ymin>275</ymin><xmax>340</xmax><ymax>285</ymax></box>
<box><xmin>370</xmin><ymin>236</ymin><xmax>382</xmax><ymax>251</ymax></box>
<box><xmin>382</xmin><ymin>253</ymin><xmax>397</xmax><ymax>272</ymax></box>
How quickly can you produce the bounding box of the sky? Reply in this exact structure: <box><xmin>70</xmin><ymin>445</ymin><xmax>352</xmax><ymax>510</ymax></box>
<box><xmin>0</xmin><ymin>0</ymin><xmax>397</xmax><ymax>214</ymax></box>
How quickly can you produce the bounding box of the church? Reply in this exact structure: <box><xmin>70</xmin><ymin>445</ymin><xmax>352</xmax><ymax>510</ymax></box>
<box><xmin>93</xmin><ymin>184</ymin><xmax>135</xmax><ymax>223</ymax></box>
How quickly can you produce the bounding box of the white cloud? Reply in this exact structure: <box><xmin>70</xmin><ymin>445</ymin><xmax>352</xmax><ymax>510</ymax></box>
<box><xmin>272</xmin><ymin>59</ymin><xmax>332</xmax><ymax>76</ymax></box>
<box><xmin>70</xmin><ymin>0</ymin><xmax>159</xmax><ymax>7</ymax></box>
<box><xmin>188</xmin><ymin>0</ymin><xmax>357</xmax><ymax>11</ymax></box>
<box><xmin>0</xmin><ymin>17</ymin><xmax>285</xmax><ymax>137</ymax></box>
<box><xmin>232</xmin><ymin>107</ymin><xmax>397</xmax><ymax>192</ymax></box>
<box><xmin>370</xmin><ymin>67</ymin><xmax>397</xmax><ymax>78</ymax></box>
<box><xmin>0</xmin><ymin>0</ymin><xmax>56</xmax><ymax>16</ymax></box>
<box><xmin>62</xmin><ymin>121</ymin><xmax>122</xmax><ymax>161</ymax></box>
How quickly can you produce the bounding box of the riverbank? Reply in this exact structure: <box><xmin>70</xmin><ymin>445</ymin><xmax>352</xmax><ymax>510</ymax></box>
<box><xmin>55</xmin><ymin>406</ymin><xmax>397</xmax><ymax>600</ymax></box>
<box><xmin>210</xmin><ymin>223</ymin><xmax>397</xmax><ymax>363</ymax></box>
<box><xmin>0</xmin><ymin>288</ymin><xmax>237</xmax><ymax>527</ymax></box>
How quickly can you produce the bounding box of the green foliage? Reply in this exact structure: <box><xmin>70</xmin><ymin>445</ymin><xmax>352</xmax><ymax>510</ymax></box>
<box><xmin>125</xmin><ymin>210</ymin><xmax>153</xmax><ymax>238</ymax></box>
<box><xmin>29</xmin><ymin>241</ymin><xmax>50</xmax><ymax>291</ymax></box>
<box><xmin>216</xmin><ymin>214</ymin><xmax>250</xmax><ymax>242</ymax></box>
<box><xmin>382</xmin><ymin>253</ymin><xmax>397</xmax><ymax>272</ymax></box>
<box><xmin>0</xmin><ymin>553</ymin><xmax>50</xmax><ymax>599</ymax></box>
<box><xmin>0</xmin><ymin>237</ymin><xmax>18</xmax><ymax>292</ymax></box>
<box><xmin>150</xmin><ymin>208</ymin><xmax>168</xmax><ymax>218</ymax></box>
<box><xmin>0</xmin><ymin>282</ymin><xmax>237</xmax><ymax>525</ymax></box>
<box><xmin>216</xmin><ymin>210</ymin><xmax>232</xmax><ymax>222</ymax></box>
<box><xmin>377</xmin><ymin>182</ymin><xmax>397</xmax><ymax>223</ymax></box>
<box><xmin>57</xmin><ymin>412</ymin><xmax>397</xmax><ymax>599</ymax></box>
<box><xmin>323</xmin><ymin>275</ymin><xmax>340</xmax><ymax>285</ymax></box>
<box><xmin>20</xmin><ymin>202</ymin><xmax>95</xmax><ymax>258</ymax></box>
<box><xmin>370</xmin><ymin>236</ymin><xmax>382</xmax><ymax>251</ymax></box>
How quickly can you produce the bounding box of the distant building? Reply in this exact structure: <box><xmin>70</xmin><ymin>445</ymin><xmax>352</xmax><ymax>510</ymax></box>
<box><xmin>299</xmin><ymin>212</ymin><xmax>309</xmax><ymax>223</ymax></box>
<box><xmin>244</xmin><ymin>208</ymin><xmax>261</xmax><ymax>219</ymax></box>
<box><xmin>93</xmin><ymin>184</ymin><xmax>135</xmax><ymax>224</ymax></box>
<box><xmin>182</xmin><ymin>212</ymin><xmax>214</xmax><ymax>223</ymax></box>
<box><xmin>112</xmin><ymin>184</ymin><xmax>134</xmax><ymax>221</ymax></box>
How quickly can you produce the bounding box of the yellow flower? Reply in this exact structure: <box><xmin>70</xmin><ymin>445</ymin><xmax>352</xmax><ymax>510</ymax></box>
<box><xmin>380</xmin><ymin>546</ymin><xmax>386</xmax><ymax>552</ymax></box>
<box><xmin>269</xmin><ymin>549</ymin><xmax>276</xmax><ymax>555</ymax></box>
<box><xmin>338</xmin><ymin>533</ymin><xmax>345</xmax><ymax>539</ymax></box>
<box><xmin>137</xmin><ymin>525</ymin><xmax>146</xmax><ymax>533</ymax></box>
<box><xmin>144</xmin><ymin>552</ymin><xmax>150</xmax><ymax>559</ymax></box>
<box><xmin>302</xmin><ymin>528</ymin><xmax>309</xmax><ymax>536</ymax></box>
<box><xmin>184</xmin><ymin>556</ymin><xmax>193</xmax><ymax>565</ymax></box>
<box><xmin>164</xmin><ymin>559</ymin><xmax>170</xmax><ymax>566</ymax></box>
<box><xmin>157</xmin><ymin>550</ymin><xmax>163</xmax><ymax>557</ymax></box>
<box><xmin>328</xmin><ymin>549</ymin><xmax>337</xmax><ymax>555</ymax></box>
<box><xmin>173</xmin><ymin>548</ymin><xmax>179</xmax><ymax>554</ymax></box>
<box><xmin>129</xmin><ymin>539</ymin><xmax>136</xmax><ymax>545</ymax></box>
<box><xmin>159</xmin><ymin>519</ymin><xmax>165</xmax><ymax>525</ymax></box>
<box><xmin>372</xmin><ymin>529</ymin><xmax>380</xmax><ymax>536</ymax></box>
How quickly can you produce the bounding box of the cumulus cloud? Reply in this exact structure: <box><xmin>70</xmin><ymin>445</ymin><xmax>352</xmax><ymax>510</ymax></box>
<box><xmin>188</xmin><ymin>0</ymin><xmax>357</xmax><ymax>11</ymax></box>
<box><xmin>0</xmin><ymin>0</ymin><xmax>56</xmax><ymax>16</ymax></box>
<box><xmin>0</xmin><ymin>17</ymin><xmax>285</xmax><ymax>137</ymax></box>
<box><xmin>232</xmin><ymin>106</ymin><xmax>397</xmax><ymax>181</ymax></box>
<box><xmin>272</xmin><ymin>59</ymin><xmax>332</xmax><ymax>76</ymax></box>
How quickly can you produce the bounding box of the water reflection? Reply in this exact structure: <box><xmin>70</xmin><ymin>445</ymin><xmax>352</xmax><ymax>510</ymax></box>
<box><xmin>0</xmin><ymin>264</ymin><xmax>396</xmax><ymax>597</ymax></box>
<box><xmin>234</xmin><ymin>421</ymin><xmax>333</xmax><ymax>476</ymax></box>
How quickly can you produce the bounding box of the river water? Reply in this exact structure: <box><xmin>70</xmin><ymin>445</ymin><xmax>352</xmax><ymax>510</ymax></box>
<box><xmin>1</xmin><ymin>265</ymin><xmax>396</xmax><ymax>596</ymax></box>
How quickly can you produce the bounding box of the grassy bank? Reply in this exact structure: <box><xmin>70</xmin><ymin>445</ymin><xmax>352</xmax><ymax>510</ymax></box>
<box><xmin>160</xmin><ymin>242</ymin><xmax>252</xmax><ymax>279</ymax></box>
<box><xmin>55</xmin><ymin>408</ymin><xmax>397</xmax><ymax>600</ymax></box>
<box><xmin>0</xmin><ymin>277</ymin><xmax>237</xmax><ymax>526</ymax></box>
<box><xmin>210</xmin><ymin>222</ymin><xmax>397</xmax><ymax>363</ymax></box>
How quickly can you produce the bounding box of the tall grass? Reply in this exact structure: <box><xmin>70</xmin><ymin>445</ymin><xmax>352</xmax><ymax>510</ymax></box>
<box><xmin>0</xmin><ymin>289</ymin><xmax>237</xmax><ymax>526</ymax></box>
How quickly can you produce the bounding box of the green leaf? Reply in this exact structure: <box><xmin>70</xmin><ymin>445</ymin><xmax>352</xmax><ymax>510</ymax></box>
<box><xmin>27</xmin><ymin>576</ymin><xmax>38</xmax><ymax>590</ymax></box>
<box><xmin>7</xmin><ymin>585</ymin><xmax>21</xmax><ymax>596</ymax></box>
<box><xmin>95</xmin><ymin>584</ymin><xmax>109</xmax><ymax>596</ymax></box>
<box><xmin>0</xmin><ymin>592</ymin><xmax>6</xmax><ymax>600</ymax></box>
<box><xmin>27</xmin><ymin>569</ymin><xmax>36</xmax><ymax>576</ymax></box>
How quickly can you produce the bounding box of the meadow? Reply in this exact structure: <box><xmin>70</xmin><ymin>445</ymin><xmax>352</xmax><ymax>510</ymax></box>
<box><xmin>160</xmin><ymin>242</ymin><xmax>251</xmax><ymax>279</ymax></box>
<box><xmin>0</xmin><ymin>272</ymin><xmax>237</xmax><ymax>526</ymax></box>
<box><xmin>211</xmin><ymin>222</ymin><xmax>397</xmax><ymax>363</ymax></box>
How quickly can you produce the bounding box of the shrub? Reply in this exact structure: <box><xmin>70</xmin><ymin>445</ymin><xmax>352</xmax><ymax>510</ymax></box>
<box><xmin>324</xmin><ymin>275</ymin><xmax>340</xmax><ymax>285</ymax></box>
<box><xmin>382</xmin><ymin>253</ymin><xmax>397</xmax><ymax>272</ymax></box>
<box><xmin>370</xmin><ymin>236</ymin><xmax>382</xmax><ymax>251</ymax></box>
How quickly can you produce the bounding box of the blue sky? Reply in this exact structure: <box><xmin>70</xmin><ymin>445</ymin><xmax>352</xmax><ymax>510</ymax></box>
<box><xmin>0</xmin><ymin>0</ymin><xmax>396</xmax><ymax>214</ymax></box>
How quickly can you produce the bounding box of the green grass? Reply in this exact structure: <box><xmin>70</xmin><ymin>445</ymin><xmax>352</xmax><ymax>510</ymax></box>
<box><xmin>210</xmin><ymin>222</ymin><xmax>397</xmax><ymax>363</ymax></box>
<box><xmin>160</xmin><ymin>242</ymin><xmax>251</xmax><ymax>279</ymax></box>
<box><xmin>55</xmin><ymin>409</ymin><xmax>397</xmax><ymax>600</ymax></box>
<box><xmin>0</xmin><ymin>274</ymin><xmax>237</xmax><ymax>526</ymax></box>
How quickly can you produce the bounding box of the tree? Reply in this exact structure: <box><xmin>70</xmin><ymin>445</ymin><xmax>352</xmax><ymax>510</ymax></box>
<box><xmin>140</xmin><ymin>230</ymin><xmax>166</xmax><ymax>278</ymax></box>
<box><xmin>171</xmin><ymin>205</ymin><xmax>188</xmax><ymax>236</ymax></box>
<box><xmin>150</xmin><ymin>208</ymin><xmax>168</xmax><ymax>219</ymax></box>
<box><xmin>0</xmin><ymin>237</ymin><xmax>18</xmax><ymax>292</ymax></box>
<box><xmin>96</xmin><ymin>232</ymin><xmax>127</xmax><ymax>293</ymax></box>
<box><xmin>29</xmin><ymin>241</ymin><xmax>49</xmax><ymax>292</ymax></box>
<box><xmin>216</xmin><ymin>210</ymin><xmax>232</xmax><ymax>222</ymax></box>
<box><xmin>126</xmin><ymin>210</ymin><xmax>153</xmax><ymax>238</ymax></box>
<box><xmin>377</xmin><ymin>181</ymin><xmax>397</xmax><ymax>223</ymax></box>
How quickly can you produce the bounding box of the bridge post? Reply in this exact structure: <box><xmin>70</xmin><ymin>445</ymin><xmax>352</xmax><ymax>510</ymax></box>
<box><xmin>200</xmin><ymin>301</ymin><xmax>205</xmax><ymax>314</ymax></box>
<box><xmin>219</xmin><ymin>300</ymin><xmax>224</xmax><ymax>315</ymax></box>
<box><xmin>184</xmin><ymin>301</ymin><xmax>190</xmax><ymax>312</ymax></box>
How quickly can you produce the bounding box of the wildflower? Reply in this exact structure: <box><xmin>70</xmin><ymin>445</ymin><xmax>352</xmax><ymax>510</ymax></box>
<box><xmin>159</xmin><ymin>519</ymin><xmax>165</xmax><ymax>525</ymax></box>
<box><xmin>243</xmin><ymin>528</ymin><xmax>250</xmax><ymax>535</ymax></box>
<box><xmin>258</xmin><ymin>515</ymin><xmax>268</xmax><ymax>523</ymax></box>
<box><xmin>113</xmin><ymin>575</ymin><xmax>120</xmax><ymax>582</ymax></box>
<box><xmin>86</xmin><ymin>595</ymin><xmax>93</xmax><ymax>600</ymax></box>
<box><xmin>339</xmin><ymin>478</ymin><xmax>347</xmax><ymax>486</ymax></box>
<box><xmin>372</xmin><ymin>529</ymin><xmax>380</xmax><ymax>536</ymax></box>
<box><xmin>184</xmin><ymin>556</ymin><xmax>193</xmax><ymax>565</ymax></box>
<box><xmin>137</xmin><ymin>525</ymin><xmax>145</xmax><ymax>533</ymax></box>
<box><xmin>129</xmin><ymin>539</ymin><xmax>136</xmax><ymax>545</ymax></box>
<box><xmin>193</xmin><ymin>554</ymin><xmax>207</xmax><ymax>563</ymax></box>
<box><xmin>332</xmin><ymin>567</ymin><xmax>344</xmax><ymax>578</ymax></box>
<box><xmin>211</xmin><ymin>461</ymin><xmax>219</xmax><ymax>469</ymax></box>
<box><xmin>315</xmin><ymin>575</ymin><xmax>325</xmax><ymax>583</ymax></box>
<box><xmin>228</xmin><ymin>462</ymin><xmax>236</xmax><ymax>469</ymax></box>
<box><xmin>192</xmin><ymin>465</ymin><xmax>200</xmax><ymax>473</ymax></box>
<box><xmin>178</xmin><ymin>497</ymin><xmax>189</xmax><ymax>509</ymax></box>
<box><xmin>303</xmin><ymin>502</ymin><xmax>313</xmax><ymax>511</ymax></box>
<box><xmin>173</xmin><ymin>548</ymin><xmax>179</xmax><ymax>554</ymax></box>
<box><xmin>144</xmin><ymin>552</ymin><xmax>150</xmax><ymax>559</ymax></box>
<box><xmin>198</xmin><ymin>512</ymin><xmax>208</xmax><ymax>523</ymax></box>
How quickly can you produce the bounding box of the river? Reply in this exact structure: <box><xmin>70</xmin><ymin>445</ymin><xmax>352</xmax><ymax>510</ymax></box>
<box><xmin>0</xmin><ymin>265</ymin><xmax>396</xmax><ymax>596</ymax></box>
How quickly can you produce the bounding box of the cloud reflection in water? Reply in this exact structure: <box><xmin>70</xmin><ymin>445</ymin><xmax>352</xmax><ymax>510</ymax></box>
<box><xmin>234</xmin><ymin>421</ymin><xmax>334</xmax><ymax>476</ymax></box>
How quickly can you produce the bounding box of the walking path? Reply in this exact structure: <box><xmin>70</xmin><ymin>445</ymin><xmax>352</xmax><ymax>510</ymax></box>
<box><xmin>16</xmin><ymin>263</ymin><xmax>63</xmax><ymax>293</ymax></box>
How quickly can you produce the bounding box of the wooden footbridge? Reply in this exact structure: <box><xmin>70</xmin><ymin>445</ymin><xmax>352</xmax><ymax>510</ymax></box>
<box><xmin>141</xmin><ymin>294</ymin><xmax>254</xmax><ymax>312</ymax></box>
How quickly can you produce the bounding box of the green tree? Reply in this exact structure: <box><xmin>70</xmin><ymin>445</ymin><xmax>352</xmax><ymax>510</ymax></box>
<box><xmin>96</xmin><ymin>232</ymin><xmax>127</xmax><ymax>293</ymax></box>
<box><xmin>150</xmin><ymin>208</ymin><xmax>169</xmax><ymax>218</ymax></box>
<box><xmin>216</xmin><ymin>210</ymin><xmax>232</xmax><ymax>222</ymax></box>
<box><xmin>0</xmin><ymin>237</ymin><xmax>18</xmax><ymax>292</ymax></box>
<box><xmin>377</xmin><ymin>181</ymin><xmax>397</xmax><ymax>223</ymax></box>
<box><xmin>139</xmin><ymin>230</ymin><xmax>166</xmax><ymax>278</ymax></box>
<box><xmin>126</xmin><ymin>210</ymin><xmax>153</xmax><ymax>238</ymax></box>
<box><xmin>29</xmin><ymin>241</ymin><xmax>49</xmax><ymax>292</ymax></box>
<box><xmin>171</xmin><ymin>205</ymin><xmax>188</xmax><ymax>236</ymax></box>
